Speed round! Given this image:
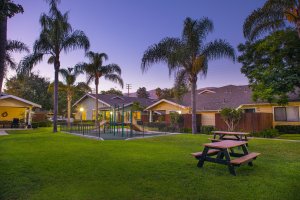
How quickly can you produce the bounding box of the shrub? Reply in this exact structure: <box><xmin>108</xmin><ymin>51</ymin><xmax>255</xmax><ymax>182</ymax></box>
<box><xmin>275</xmin><ymin>125</ymin><xmax>300</xmax><ymax>134</ymax></box>
<box><xmin>31</xmin><ymin>120</ymin><xmax>52</xmax><ymax>128</ymax></box>
<box><xmin>200</xmin><ymin>126</ymin><xmax>215</xmax><ymax>134</ymax></box>
<box><xmin>252</xmin><ymin>129</ymin><xmax>280</xmax><ymax>138</ymax></box>
<box><xmin>181</xmin><ymin>128</ymin><xmax>192</xmax><ymax>133</ymax></box>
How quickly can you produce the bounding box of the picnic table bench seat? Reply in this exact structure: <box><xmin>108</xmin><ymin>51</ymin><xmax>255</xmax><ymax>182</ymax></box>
<box><xmin>230</xmin><ymin>152</ymin><xmax>260</xmax><ymax>166</ymax></box>
<box><xmin>191</xmin><ymin>149</ymin><xmax>220</xmax><ymax>158</ymax></box>
<box><xmin>208</xmin><ymin>138</ymin><xmax>221</xmax><ymax>142</ymax></box>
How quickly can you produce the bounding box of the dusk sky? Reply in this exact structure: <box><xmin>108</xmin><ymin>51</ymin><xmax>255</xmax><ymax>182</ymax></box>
<box><xmin>8</xmin><ymin>0</ymin><xmax>265</xmax><ymax>93</ymax></box>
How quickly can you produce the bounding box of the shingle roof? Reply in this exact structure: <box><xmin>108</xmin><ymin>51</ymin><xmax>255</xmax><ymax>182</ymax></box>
<box><xmin>88</xmin><ymin>94</ymin><xmax>156</xmax><ymax>108</ymax></box>
<box><xmin>177</xmin><ymin>85</ymin><xmax>300</xmax><ymax>111</ymax></box>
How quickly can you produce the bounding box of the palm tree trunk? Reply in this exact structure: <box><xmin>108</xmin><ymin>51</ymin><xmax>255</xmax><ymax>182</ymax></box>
<box><xmin>67</xmin><ymin>90</ymin><xmax>71</xmax><ymax>128</ymax></box>
<box><xmin>191</xmin><ymin>78</ymin><xmax>197</xmax><ymax>134</ymax></box>
<box><xmin>53</xmin><ymin>60</ymin><xmax>60</xmax><ymax>133</ymax></box>
<box><xmin>95</xmin><ymin>78</ymin><xmax>99</xmax><ymax>127</ymax></box>
<box><xmin>0</xmin><ymin>17</ymin><xmax>7</xmax><ymax>93</ymax></box>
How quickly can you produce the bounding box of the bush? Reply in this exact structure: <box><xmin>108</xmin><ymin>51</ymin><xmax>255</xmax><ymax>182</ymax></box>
<box><xmin>252</xmin><ymin>129</ymin><xmax>280</xmax><ymax>138</ymax></box>
<box><xmin>180</xmin><ymin>128</ymin><xmax>192</xmax><ymax>133</ymax></box>
<box><xmin>31</xmin><ymin>120</ymin><xmax>52</xmax><ymax>128</ymax></box>
<box><xmin>275</xmin><ymin>125</ymin><xmax>300</xmax><ymax>134</ymax></box>
<box><xmin>200</xmin><ymin>126</ymin><xmax>215</xmax><ymax>134</ymax></box>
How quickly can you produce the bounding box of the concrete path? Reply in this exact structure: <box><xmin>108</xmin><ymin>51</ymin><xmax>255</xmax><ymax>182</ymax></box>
<box><xmin>0</xmin><ymin>130</ymin><xmax>8</xmax><ymax>136</ymax></box>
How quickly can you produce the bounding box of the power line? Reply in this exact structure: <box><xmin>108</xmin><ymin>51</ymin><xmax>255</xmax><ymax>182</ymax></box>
<box><xmin>126</xmin><ymin>84</ymin><xmax>132</xmax><ymax>97</ymax></box>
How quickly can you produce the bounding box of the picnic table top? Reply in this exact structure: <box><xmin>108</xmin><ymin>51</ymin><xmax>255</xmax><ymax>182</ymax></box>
<box><xmin>203</xmin><ymin>140</ymin><xmax>248</xmax><ymax>149</ymax></box>
<box><xmin>212</xmin><ymin>131</ymin><xmax>250</xmax><ymax>136</ymax></box>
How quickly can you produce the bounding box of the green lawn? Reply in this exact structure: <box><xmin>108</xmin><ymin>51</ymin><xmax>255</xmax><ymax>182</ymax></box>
<box><xmin>0</xmin><ymin>128</ymin><xmax>299</xmax><ymax>200</ymax></box>
<box><xmin>277</xmin><ymin>134</ymin><xmax>300</xmax><ymax>140</ymax></box>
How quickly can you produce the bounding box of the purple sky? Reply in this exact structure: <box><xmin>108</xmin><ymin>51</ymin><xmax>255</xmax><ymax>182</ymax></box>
<box><xmin>8</xmin><ymin>0</ymin><xmax>264</xmax><ymax>93</ymax></box>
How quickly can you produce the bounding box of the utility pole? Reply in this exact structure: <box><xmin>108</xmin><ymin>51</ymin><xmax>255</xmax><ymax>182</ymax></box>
<box><xmin>126</xmin><ymin>84</ymin><xmax>132</xmax><ymax>97</ymax></box>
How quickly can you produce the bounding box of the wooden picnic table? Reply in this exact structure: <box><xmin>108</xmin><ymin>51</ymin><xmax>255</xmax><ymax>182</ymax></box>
<box><xmin>191</xmin><ymin>140</ymin><xmax>260</xmax><ymax>175</ymax></box>
<box><xmin>212</xmin><ymin>131</ymin><xmax>250</xmax><ymax>142</ymax></box>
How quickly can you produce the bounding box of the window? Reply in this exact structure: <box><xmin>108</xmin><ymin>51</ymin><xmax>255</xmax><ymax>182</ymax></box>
<box><xmin>274</xmin><ymin>107</ymin><xmax>299</xmax><ymax>122</ymax></box>
<box><xmin>244</xmin><ymin>108</ymin><xmax>255</xmax><ymax>113</ymax></box>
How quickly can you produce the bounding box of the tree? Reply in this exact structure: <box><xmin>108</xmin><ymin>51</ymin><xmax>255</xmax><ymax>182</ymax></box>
<box><xmin>243</xmin><ymin>0</ymin><xmax>300</xmax><ymax>40</ymax></box>
<box><xmin>5</xmin><ymin>73</ymin><xmax>52</xmax><ymax>110</ymax></box>
<box><xmin>220</xmin><ymin>108</ymin><xmax>243</xmax><ymax>131</ymax></box>
<box><xmin>59</xmin><ymin>67</ymin><xmax>91</xmax><ymax>127</ymax></box>
<box><xmin>136</xmin><ymin>87</ymin><xmax>150</xmax><ymax>98</ymax></box>
<box><xmin>0</xmin><ymin>0</ymin><xmax>24</xmax><ymax>92</ymax></box>
<box><xmin>101</xmin><ymin>88</ymin><xmax>123</xmax><ymax>96</ymax></box>
<box><xmin>141</xmin><ymin>17</ymin><xmax>235</xmax><ymax>133</ymax></box>
<box><xmin>18</xmin><ymin>1</ymin><xmax>90</xmax><ymax>132</ymax></box>
<box><xmin>155</xmin><ymin>87</ymin><xmax>162</xmax><ymax>99</ymax></box>
<box><xmin>238</xmin><ymin>29</ymin><xmax>300</xmax><ymax>104</ymax></box>
<box><xmin>76</xmin><ymin>51</ymin><xmax>123</xmax><ymax>127</ymax></box>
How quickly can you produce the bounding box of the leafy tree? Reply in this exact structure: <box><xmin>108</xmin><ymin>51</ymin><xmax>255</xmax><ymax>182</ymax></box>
<box><xmin>238</xmin><ymin>29</ymin><xmax>300</xmax><ymax>104</ymax></box>
<box><xmin>220</xmin><ymin>108</ymin><xmax>243</xmax><ymax>131</ymax></box>
<box><xmin>101</xmin><ymin>88</ymin><xmax>123</xmax><ymax>96</ymax></box>
<box><xmin>155</xmin><ymin>87</ymin><xmax>162</xmax><ymax>99</ymax></box>
<box><xmin>5</xmin><ymin>73</ymin><xmax>52</xmax><ymax>110</ymax></box>
<box><xmin>244</xmin><ymin>0</ymin><xmax>300</xmax><ymax>40</ymax></box>
<box><xmin>59</xmin><ymin>68</ymin><xmax>91</xmax><ymax>127</ymax></box>
<box><xmin>131</xmin><ymin>102</ymin><xmax>144</xmax><ymax>112</ymax></box>
<box><xmin>76</xmin><ymin>51</ymin><xmax>123</xmax><ymax>127</ymax></box>
<box><xmin>0</xmin><ymin>0</ymin><xmax>24</xmax><ymax>92</ymax></box>
<box><xmin>136</xmin><ymin>87</ymin><xmax>150</xmax><ymax>98</ymax></box>
<box><xmin>141</xmin><ymin>17</ymin><xmax>235</xmax><ymax>133</ymax></box>
<box><xmin>18</xmin><ymin>1</ymin><xmax>90</xmax><ymax>132</ymax></box>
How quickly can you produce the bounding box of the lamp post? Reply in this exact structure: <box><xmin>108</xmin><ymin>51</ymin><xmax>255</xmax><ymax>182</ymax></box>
<box><xmin>79</xmin><ymin>107</ymin><xmax>84</xmax><ymax>124</ymax></box>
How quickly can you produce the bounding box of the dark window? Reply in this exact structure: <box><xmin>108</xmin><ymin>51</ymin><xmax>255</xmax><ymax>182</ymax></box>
<box><xmin>244</xmin><ymin>108</ymin><xmax>255</xmax><ymax>113</ymax></box>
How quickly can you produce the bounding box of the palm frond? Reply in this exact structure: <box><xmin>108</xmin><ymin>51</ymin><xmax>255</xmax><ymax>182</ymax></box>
<box><xmin>202</xmin><ymin>39</ymin><xmax>236</xmax><ymax>62</ymax></box>
<box><xmin>5</xmin><ymin>53</ymin><xmax>16</xmax><ymax>69</ymax></box>
<box><xmin>141</xmin><ymin>37</ymin><xmax>183</xmax><ymax>73</ymax></box>
<box><xmin>104</xmin><ymin>74</ymin><xmax>124</xmax><ymax>88</ymax></box>
<box><xmin>62</xmin><ymin>30</ymin><xmax>90</xmax><ymax>53</ymax></box>
<box><xmin>17</xmin><ymin>53</ymin><xmax>44</xmax><ymax>75</ymax></box>
<box><xmin>6</xmin><ymin>40</ymin><xmax>29</xmax><ymax>53</ymax></box>
<box><xmin>102</xmin><ymin>64</ymin><xmax>122</xmax><ymax>76</ymax></box>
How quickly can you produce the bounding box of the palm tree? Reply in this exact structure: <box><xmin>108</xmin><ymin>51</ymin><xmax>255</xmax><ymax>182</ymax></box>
<box><xmin>0</xmin><ymin>0</ymin><xmax>24</xmax><ymax>92</ymax></box>
<box><xmin>76</xmin><ymin>51</ymin><xmax>124</xmax><ymax>127</ymax></box>
<box><xmin>18</xmin><ymin>1</ymin><xmax>90</xmax><ymax>132</ymax></box>
<box><xmin>141</xmin><ymin>17</ymin><xmax>235</xmax><ymax>134</ymax></box>
<box><xmin>59</xmin><ymin>68</ymin><xmax>91</xmax><ymax>127</ymax></box>
<box><xmin>244</xmin><ymin>0</ymin><xmax>300</xmax><ymax>41</ymax></box>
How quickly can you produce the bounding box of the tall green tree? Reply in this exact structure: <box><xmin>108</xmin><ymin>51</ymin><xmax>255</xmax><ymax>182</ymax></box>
<box><xmin>59</xmin><ymin>68</ymin><xmax>91</xmax><ymax>127</ymax></box>
<box><xmin>5</xmin><ymin>73</ymin><xmax>52</xmax><ymax>110</ymax></box>
<box><xmin>0</xmin><ymin>0</ymin><xmax>24</xmax><ymax>92</ymax></box>
<box><xmin>244</xmin><ymin>0</ymin><xmax>300</xmax><ymax>40</ymax></box>
<box><xmin>18</xmin><ymin>1</ymin><xmax>90</xmax><ymax>132</ymax></box>
<box><xmin>136</xmin><ymin>87</ymin><xmax>150</xmax><ymax>98</ymax></box>
<box><xmin>101</xmin><ymin>88</ymin><xmax>123</xmax><ymax>96</ymax></box>
<box><xmin>76</xmin><ymin>51</ymin><xmax>123</xmax><ymax>127</ymax></box>
<box><xmin>238</xmin><ymin>29</ymin><xmax>300</xmax><ymax>104</ymax></box>
<box><xmin>141</xmin><ymin>17</ymin><xmax>235</xmax><ymax>133</ymax></box>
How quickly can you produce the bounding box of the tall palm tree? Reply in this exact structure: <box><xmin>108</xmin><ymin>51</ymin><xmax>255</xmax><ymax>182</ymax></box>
<box><xmin>18</xmin><ymin>1</ymin><xmax>90</xmax><ymax>132</ymax></box>
<box><xmin>141</xmin><ymin>17</ymin><xmax>235</xmax><ymax>134</ymax></box>
<box><xmin>59</xmin><ymin>68</ymin><xmax>91</xmax><ymax>127</ymax></box>
<box><xmin>0</xmin><ymin>0</ymin><xmax>24</xmax><ymax>92</ymax></box>
<box><xmin>244</xmin><ymin>0</ymin><xmax>300</xmax><ymax>41</ymax></box>
<box><xmin>76</xmin><ymin>51</ymin><xmax>123</xmax><ymax>127</ymax></box>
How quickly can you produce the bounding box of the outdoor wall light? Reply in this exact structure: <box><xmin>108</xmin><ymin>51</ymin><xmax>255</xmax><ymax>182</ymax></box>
<box><xmin>79</xmin><ymin>107</ymin><xmax>84</xmax><ymax>112</ymax></box>
<box><xmin>178</xmin><ymin>111</ymin><xmax>182</xmax><ymax>114</ymax></box>
<box><xmin>110</xmin><ymin>111</ymin><xmax>113</xmax><ymax>115</ymax></box>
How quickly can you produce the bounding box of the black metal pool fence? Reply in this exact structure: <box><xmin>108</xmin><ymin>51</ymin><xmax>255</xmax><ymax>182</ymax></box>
<box><xmin>59</xmin><ymin>123</ymin><xmax>152</xmax><ymax>139</ymax></box>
